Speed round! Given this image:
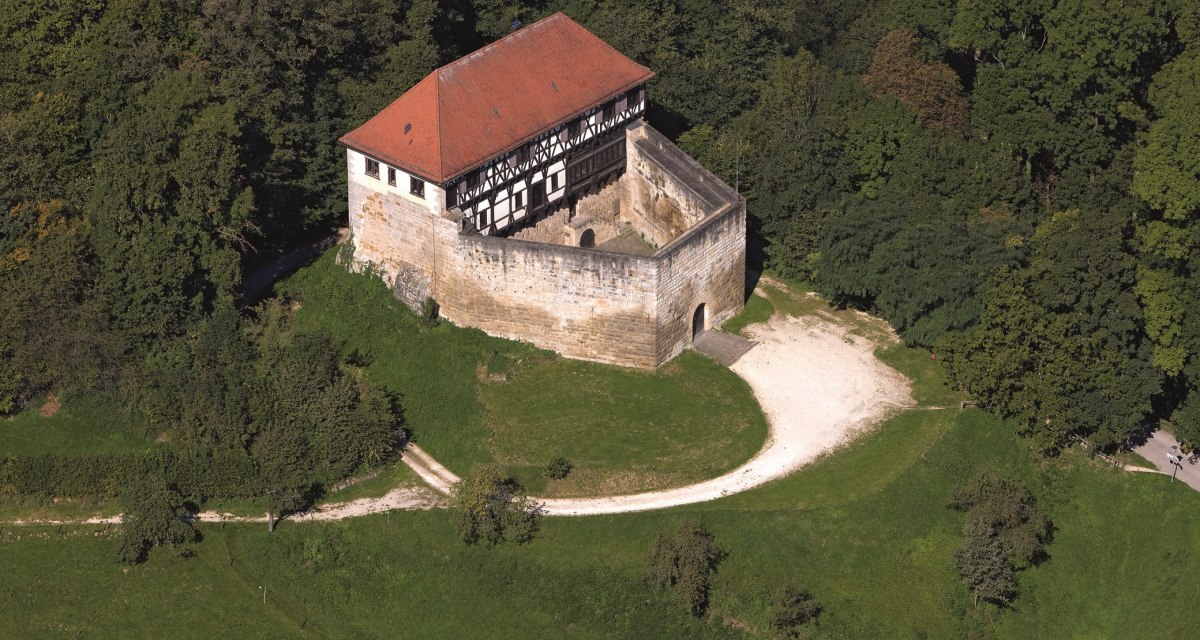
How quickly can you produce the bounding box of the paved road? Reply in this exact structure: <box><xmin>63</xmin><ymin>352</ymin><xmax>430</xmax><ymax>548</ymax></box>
<box><xmin>1133</xmin><ymin>429</ymin><xmax>1200</xmax><ymax>491</ymax></box>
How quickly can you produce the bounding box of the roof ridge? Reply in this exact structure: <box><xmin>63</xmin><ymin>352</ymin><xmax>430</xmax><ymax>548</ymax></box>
<box><xmin>438</xmin><ymin>12</ymin><xmax>565</xmax><ymax>76</ymax></box>
<box><xmin>434</xmin><ymin>68</ymin><xmax>444</xmax><ymax>181</ymax></box>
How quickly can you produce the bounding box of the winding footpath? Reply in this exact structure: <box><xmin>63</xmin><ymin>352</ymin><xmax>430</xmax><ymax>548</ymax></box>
<box><xmin>5</xmin><ymin>293</ymin><xmax>919</xmax><ymax>526</ymax></box>
<box><xmin>395</xmin><ymin>308</ymin><xmax>915</xmax><ymax>515</ymax></box>
<box><xmin>536</xmin><ymin>313</ymin><xmax>914</xmax><ymax>514</ymax></box>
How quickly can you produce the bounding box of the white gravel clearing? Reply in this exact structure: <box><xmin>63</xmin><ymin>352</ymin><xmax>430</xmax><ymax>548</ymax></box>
<box><xmin>536</xmin><ymin>312</ymin><xmax>914</xmax><ymax>515</ymax></box>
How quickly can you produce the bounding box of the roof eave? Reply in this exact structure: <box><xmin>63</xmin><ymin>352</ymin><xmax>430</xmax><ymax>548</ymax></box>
<box><xmin>337</xmin><ymin>136</ymin><xmax>447</xmax><ymax>184</ymax></box>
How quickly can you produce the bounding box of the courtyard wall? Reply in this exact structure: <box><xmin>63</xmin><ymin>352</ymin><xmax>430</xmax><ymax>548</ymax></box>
<box><xmin>347</xmin><ymin>122</ymin><xmax>746</xmax><ymax>369</ymax></box>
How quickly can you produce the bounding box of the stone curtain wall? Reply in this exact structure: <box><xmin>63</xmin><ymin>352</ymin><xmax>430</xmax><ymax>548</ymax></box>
<box><xmin>437</xmin><ymin>235</ymin><xmax>660</xmax><ymax>368</ymax></box>
<box><xmin>653</xmin><ymin>203</ymin><xmax>746</xmax><ymax>364</ymax></box>
<box><xmin>623</xmin><ymin>124</ymin><xmax>725</xmax><ymax>247</ymax></box>
<box><xmin>347</xmin><ymin>123</ymin><xmax>745</xmax><ymax>369</ymax></box>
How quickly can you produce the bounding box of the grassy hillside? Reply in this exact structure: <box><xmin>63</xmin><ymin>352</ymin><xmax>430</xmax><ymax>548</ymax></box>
<box><xmin>3</xmin><ymin>258</ymin><xmax>1196</xmax><ymax>638</ymax></box>
<box><xmin>280</xmin><ymin>252</ymin><xmax>767</xmax><ymax>494</ymax></box>
<box><xmin>3</xmin><ymin>407</ymin><xmax>1195</xmax><ymax>638</ymax></box>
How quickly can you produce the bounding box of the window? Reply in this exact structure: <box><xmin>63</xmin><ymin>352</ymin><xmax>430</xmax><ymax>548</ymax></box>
<box><xmin>603</xmin><ymin>101</ymin><xmax>615</xmax><ymax>121</ymax></box>
<box><xmin>567</xmin><ymin>118</ymin><xmax>581</xmax><ymax>139</ymax></box>
<box><xmin>517</xmin><ymin>143</ymin><xmax>531</xmax><ymax>165</ymax></box>
<box><xmin>558</xmin><ymin>127</ymin><xmax>569</xmax><ymax>143</ymax></box>
<box><xmin>387</xmin><ymin>167</ymin><xmax>396</xmax><ymax>186</ymax></box>
<box><xmin>447</xmin><ymin>187</ymin><xmax>457</xmax><ymax>208</ymax></box>
<box><xmin>410</xmin><ymin>176</ymin><xmax>425</xmax><ymax>198</ymax></box>
<box><xmin>514</xmin><ymin>190</ymin><xmax>524</xmax><ymax>210</ymax></box>
<box><xmin>550</xmin><ymin>172</ymin><xmax>559</xmax><ymax>192</ymax></box>
<box><xmin>365</xmin><ymin>158</ymin><xmax>380</xmax><ymax>179</ymax></box>
<box><xmin>467</xmin><ymin>170</ymin><xmax>479</xmax><ymax>191</ymax></box>
<box><xmin>616</xmin><ymin>94</ymin><xmax>628</xmax><ymax>112</ymax></box>
<box><xmin>530</xmin><ymin>181</ymin><xmax>545</xmax><ymax>208</ymax></box>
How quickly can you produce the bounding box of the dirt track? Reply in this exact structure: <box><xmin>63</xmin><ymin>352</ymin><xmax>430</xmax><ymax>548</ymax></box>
<box><xmin>4</xmin><ymin>291</ymin><xmax>916</xmax><ymax>524</ymax></box>
<box><xmin>536</xmin><ymin>311</ymin><xmax>914</xmax><ymax>515</ymax></box>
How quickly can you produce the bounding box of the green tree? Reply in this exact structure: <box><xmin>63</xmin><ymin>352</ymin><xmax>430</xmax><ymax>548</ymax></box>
<box><xmin>940</xmin><ymin>207</ymin><xmax>1158</xmax><ymax>451</ymax></box>
<box><xmin>0</xmin><ymin>201</ymin><xmax>117</xmax><ymax>411</ymax></box>
<box><xmin>117</xmin><ymin>476</ymin><xmax>198</xmax><ymax>564</ymax></box>
<box><xmin>646</xmin><ymin>519</ymin><xmax>723</xmax><ymax>617</ymax></box>
<box><xmin>949</xmin><ymin>469</ymin><xmax>1050</xmax><ymax>607</ymax></box>
<box><xmin>955</xmin><ymin>518</ymin><xmax>1017</xmax><ymax>608</ymax></box>
<box><xmin>1132</xmin><ymin>44</ymin><xmax>1200</xmax><ymax>450</ymax></box>
<box><xmin>449</xmin><ymin>464</ymin><xmax>541</xmax><ymax>546</ymax></box>
<box><xmin>252</xmin><ymin>422</ymin><xmax>312</xmax><ymax>533</ymax></box>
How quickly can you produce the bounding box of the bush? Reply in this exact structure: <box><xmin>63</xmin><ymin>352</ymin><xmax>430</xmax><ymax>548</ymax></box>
<box><xmin>117</xmin><ymin>476</ymin><xmax>198</xmax><ymax>564</ymax></box>
<box><xmin>0</xmin><ymin>448</ymin><xmax>260</xmax><ymax>503</ymax></box>
<box><xmin>647</xmin><ymin>519</ymin><xmax>723</xmax><ymax>617</ymax></box>
<box><xmin>769</xmin><ymin>584</ymin><xmax>822</xmax><ymax>638</ymax></box>
<box><xmin>544</xmin><ymin>456</ymin><xmax>572</xmax><ymax>480</ymax></box>
<box><xmin>420</xmin><ymin>297</ymin><xmax>439</xmax><ymax>327</ymax></box>
<box><xmin>449</xmin><ymin>464</ymin><xmax>541</xmax><ymax>546</ymax></box>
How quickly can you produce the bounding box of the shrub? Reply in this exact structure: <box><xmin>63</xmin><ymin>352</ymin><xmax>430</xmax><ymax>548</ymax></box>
<box><xmin>449</xmin><ymin>464</ymin><xmax>541</xmax><ymax>546</ymax></box>
<box><xmin>420</xmin><ymin>297</ymin><xmax>439</xmax><ymax>327</ymax></box>
<box><xmin>117</xmin><ymin>476</ymin><xmax>198</xmax><ymax>564</ymax></box>
<box><xmin>544</xmin><ymin>456</ymin><xmax>572</xmax><ymax>480</ymax></box>
<box><xmin>769</xmin><ymin>584</ymin><xmax>822</xmax><ymax>638</ymax></box>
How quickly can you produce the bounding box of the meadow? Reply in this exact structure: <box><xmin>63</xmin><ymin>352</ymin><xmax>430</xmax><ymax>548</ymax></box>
<box><xmin>2</xmin><ymin>256</ymin><xmax>1196</xmax><ymax>639</ymax></box>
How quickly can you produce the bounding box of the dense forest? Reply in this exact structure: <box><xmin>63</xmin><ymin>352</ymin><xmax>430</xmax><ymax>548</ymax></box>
<box><xmin>2</xmin><ymin>0</ymin><xmax>1199</xmax><ymax>466</ymax></box>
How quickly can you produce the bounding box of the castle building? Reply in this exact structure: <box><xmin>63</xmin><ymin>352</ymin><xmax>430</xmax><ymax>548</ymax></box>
<box><xmin>339</xmin><ymin>13</ymin><xmax>746</xmax><ymax>369</ymax></box>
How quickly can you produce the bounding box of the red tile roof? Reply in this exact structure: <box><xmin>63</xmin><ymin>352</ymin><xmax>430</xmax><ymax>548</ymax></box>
<box><xmin>339</xmin><ymin>12</ymin><xmax>654</xmax><ymax>184</ymax></box>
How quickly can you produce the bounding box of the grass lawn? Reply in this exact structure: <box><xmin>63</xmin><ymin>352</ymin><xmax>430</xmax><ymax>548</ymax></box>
<box><xmin>4</xmin><ymin>407</ymin><xmax>1195</xmax><ymax>639</ymax></box>
<box><xmin>0</xmin><ymin>393</ymin><xmax>150</xmax><ymax>457</ymax></box>
<box><xmin>481</xmin><ymin>351</ymin><xmax>767</xmax><ymax>496</ymax></box>
<box><xmin>721</xmin><ymin>291</ymin><xmax>775</xmax><ymax>335</ymax></box>
<box><xmin>279</xmin><ymin>251</ymin><xmax>767</xmax><ymax>493</ymax></box>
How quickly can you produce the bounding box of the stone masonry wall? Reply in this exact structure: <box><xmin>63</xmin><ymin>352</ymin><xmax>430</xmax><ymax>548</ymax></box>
<box><xmin>435</xmin><ymin>235</ymin><xmax>659</xmax><ymax>369</ymax></box>
<box><xmin>347</xmin><ymin>122</ymin><xmax>744</xmax><ymax>370</ymax></box>
<box><xmin>623</xmin><ymin>125</ymin><xmax>721</xmax><ymax>247</ymax></box>
<box><xmin>349</xmin><ymin>171</ymin><xmax>433</xmax><ymax>284</ymax></box>
<box><xmin>654</xmin><ymin>203</ymin><xmax>746</xmax><ymax>364</ymax></box>
<box><xmin>508</xmin><ymin>181</ymin><xmax>625</xmax><ymax>249</ymax></box>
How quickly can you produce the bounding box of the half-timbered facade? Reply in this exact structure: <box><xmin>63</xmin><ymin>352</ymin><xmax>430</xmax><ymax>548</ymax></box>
<box><xmin>338</xmin><ymin>13</ymin><xmax>746</xmax><ymax>370</ymax></box>
<box><xmin>445</xmin><ymin>85</ymin><xmax>645</xmax><ymax>235</ymax></box>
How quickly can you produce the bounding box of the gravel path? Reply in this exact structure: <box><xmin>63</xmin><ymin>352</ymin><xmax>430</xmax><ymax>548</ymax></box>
<box><xmin>2</xmin><ymin>292</ymin><xmax>918</xmax><ymax>524</ymax></box>
<box><xmin>535</xmin><ymin>312</ymin><xmax>914</xmax><ymax>515</ymax></box>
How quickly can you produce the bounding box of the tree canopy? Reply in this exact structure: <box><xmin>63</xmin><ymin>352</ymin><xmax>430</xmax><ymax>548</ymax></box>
<box><xmin>3</xmin><ymin>1</ymin><xmax>1200</xmax><ymax>483</ymax></box>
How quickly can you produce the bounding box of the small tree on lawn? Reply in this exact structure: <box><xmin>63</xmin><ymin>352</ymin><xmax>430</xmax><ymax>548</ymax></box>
<box><xmin>449</xmin><ymin>464</ymin><xmax>541</xmax><ymax>545</ymax></box>
<box><xmin>647</xmin><ymin>519</ymin><xmax>724</xmax><ymax>617</ymax></box>
<box><xmin>949</xmin><ymin>469</ymin><xmax>1051</xmax><ymax>607</ymax></box>
<box><xmin>768</xmin><ymin>584</ymin><xmax>822</xmax><ymax>638</ymax></box>
<box><xmin>955</xmin><ymin>518</ymin><xmax>1017</xmax><ymax>608</ymax></box>
<box><xmin>117</xmin><ymin>476</ymin><xmax>198</xmax><ymax>564</ymax></box>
